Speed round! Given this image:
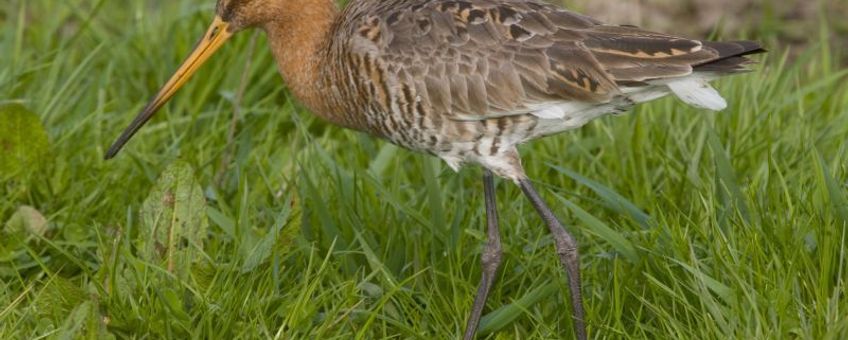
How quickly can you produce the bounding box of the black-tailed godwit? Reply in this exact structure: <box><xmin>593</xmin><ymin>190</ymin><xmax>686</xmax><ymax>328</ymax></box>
<box><xmin>105</xmin><ymin>1</ymin><xmax>765</xmax><ymax>338</ymax></box>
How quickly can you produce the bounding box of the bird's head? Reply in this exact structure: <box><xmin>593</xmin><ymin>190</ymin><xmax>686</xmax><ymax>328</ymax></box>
<box><xmin>104</xmin><ymin>0</ymin><xmax>288</xmax><ymax>159</ymax></box>
<box><xmin>216</xmin><ymin>0</ymin><xmax>282</xmax><ymax>32</ymax></box>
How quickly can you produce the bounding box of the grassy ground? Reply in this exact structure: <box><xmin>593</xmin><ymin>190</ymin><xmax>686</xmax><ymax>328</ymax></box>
<box><xmin>2</xmin><ymin>0</ymin><xmax>847</xmax><ymax>339</ymax></box>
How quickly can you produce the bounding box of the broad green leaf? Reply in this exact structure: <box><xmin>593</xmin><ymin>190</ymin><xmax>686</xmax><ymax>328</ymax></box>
<box><xmin>140</xmin><ymin>161</ymin><xmax>208</xmax><ymax>279</ymax></box>
<box><xmin>5</xmin><ymin>205</ymin><xmax>48</xmax><ymax>237</ymax></box>
<box><xmin>0</xmin><ymin>104</ymin><xmax>49</xmax><ymax>179</ymax></box>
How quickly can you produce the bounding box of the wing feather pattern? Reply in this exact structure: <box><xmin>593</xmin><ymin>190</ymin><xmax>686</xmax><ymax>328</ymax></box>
<box><xmin>338</xmin><ymin>0</ymin><xmax>765</xmax><ymax>120</ymax></box>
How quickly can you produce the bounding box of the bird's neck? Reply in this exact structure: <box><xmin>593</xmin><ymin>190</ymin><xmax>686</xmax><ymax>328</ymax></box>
<box><xmin>261</xmin><ymin>0</ymin><xmax>339</xmax><ymax>118</ymax></box>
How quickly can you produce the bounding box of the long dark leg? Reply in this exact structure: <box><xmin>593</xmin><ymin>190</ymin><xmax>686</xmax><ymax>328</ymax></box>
<box><xmin>518</xmin><ymin>178</ymin><xmax>587</xmax><ymax>340</ymax></box>
<box><xmin>463</xmin><ymin>170</ymin><xmax>503</xmax><ymax>340</ymax></box>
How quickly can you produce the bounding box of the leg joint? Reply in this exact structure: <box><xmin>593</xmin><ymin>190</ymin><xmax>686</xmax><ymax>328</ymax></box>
<box><xmin>555</xmin><ymin>244</ymin><xmax>579</xmax><ymax>259</ymax></box>
<box><xmin>481</xmin><ymin>244</ymin><xmax>503</xmax><ymax>267</ymax></box>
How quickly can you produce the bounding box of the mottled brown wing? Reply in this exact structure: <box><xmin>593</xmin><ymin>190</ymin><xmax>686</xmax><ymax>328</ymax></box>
<box><xmin>342</xmin><ymin>0</ymin><xmax>756</xmax><ymax>120</ymax></box>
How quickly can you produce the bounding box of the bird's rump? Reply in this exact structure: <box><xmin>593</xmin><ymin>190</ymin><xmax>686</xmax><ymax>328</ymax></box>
<box><xmin>340</xmin><ymin>0</ymin><xmax>764</xmax><ymax>122</ymax></box>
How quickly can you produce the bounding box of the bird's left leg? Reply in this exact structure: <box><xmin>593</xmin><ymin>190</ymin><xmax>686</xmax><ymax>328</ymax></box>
<box><xmin>518</xmin><ymin>177</ymin><xmax>587</xmax><ymax>340</ymax></box>
<box><xmin>463</xmin><ymin>170</ymin><xmax>503</xmax><ymax>340</ymax></box>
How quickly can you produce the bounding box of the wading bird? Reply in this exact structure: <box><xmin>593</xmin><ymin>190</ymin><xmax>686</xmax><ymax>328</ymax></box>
<box><xmin>105</xmin><ymin>0</ymin><xmax>764</xmax><ymax>338</ymax></box>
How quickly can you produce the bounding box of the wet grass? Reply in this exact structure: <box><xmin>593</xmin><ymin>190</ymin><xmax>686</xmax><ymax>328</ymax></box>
<box><xmin>2</xmin><ymin>0</ymin><xmax>847</xmax><ymax>339</ymax></box>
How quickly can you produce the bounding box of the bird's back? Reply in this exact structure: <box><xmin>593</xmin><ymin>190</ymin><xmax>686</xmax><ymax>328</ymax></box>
<box><xmin>321</xmin><ymin>0</ymin><xmax>764</xmax><ymax>176</ymax></box>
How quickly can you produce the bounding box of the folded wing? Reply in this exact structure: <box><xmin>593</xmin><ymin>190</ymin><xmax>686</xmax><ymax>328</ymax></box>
<box><xmin>343</xmin><ymin>0</ymin><xmax>765</xmax><ymax>120</ymax></box>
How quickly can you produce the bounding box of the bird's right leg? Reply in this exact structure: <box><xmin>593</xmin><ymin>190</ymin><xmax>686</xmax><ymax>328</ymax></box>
<box><xmin>463</xmin><ymin>170</ymin><xmax>503</xmax><ymax>340</ymax></box>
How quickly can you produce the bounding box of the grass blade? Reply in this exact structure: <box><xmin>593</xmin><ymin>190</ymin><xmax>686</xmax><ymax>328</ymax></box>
<box><xmin>478</xmin><ymin>282</ymin><xmax>559</xmax><ymax>335</ymax></box>
<box><xmin>548</xmin><ymin>164</ymin><xmax>654</xmax><ymax>229</ymax></box>
<box><xmin>815</xmin><ymin>151</ymin><xmax>848</xmax><ymax>226</ymax></box>
<box><xmin>707</xmin><ymin>131</ymin><xmax>752</xmax><ymax>227</ymax></box>
<box><xmin>553</xmin><ymin>193</ymin><xmax>639</xmax><ymax>262</ymax></box>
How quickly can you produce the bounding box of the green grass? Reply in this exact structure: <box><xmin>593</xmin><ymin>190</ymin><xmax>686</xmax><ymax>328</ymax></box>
<box><xmin>2</xmin><ymin>0</ymin><xmax>847</xmax><ymax>339</ymax></box>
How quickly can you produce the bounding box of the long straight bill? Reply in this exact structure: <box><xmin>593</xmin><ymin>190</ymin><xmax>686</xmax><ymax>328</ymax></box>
<box><xmin>104</xmin><ymin>17</ymin><xmax>233</xmax><ymax>159</ymax></box>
